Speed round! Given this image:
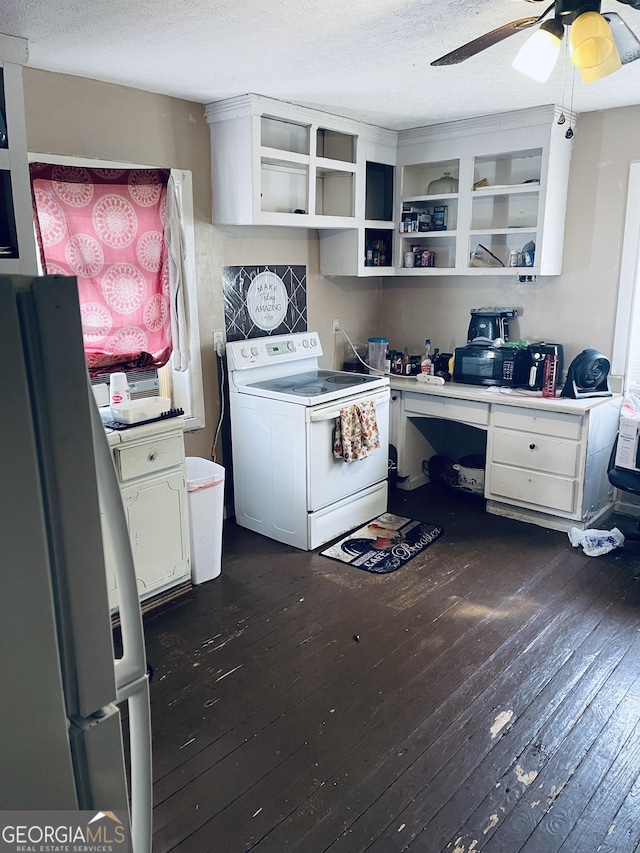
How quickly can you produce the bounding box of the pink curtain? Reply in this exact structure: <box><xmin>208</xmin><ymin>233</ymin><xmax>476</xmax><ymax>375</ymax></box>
<box><xmin>30</xmin><ymin>164</ymin><xmax>172</xmax><ymax>376</ymax></box>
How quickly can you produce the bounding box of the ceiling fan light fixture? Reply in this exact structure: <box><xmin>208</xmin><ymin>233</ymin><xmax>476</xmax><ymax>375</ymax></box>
<box><xmin>570</xmin><ymin>10</ymin><xmax>615</xmax><ymax>68</ymax></box>
<box><xmin>512</xmin><ymin>18</ymin><xmax>564</xmax><ymax>81</ymax></box>
<box><xmin>579</xmin><ymin>38</ymin><xmax>622</xmax><ymax>79</ymax></box>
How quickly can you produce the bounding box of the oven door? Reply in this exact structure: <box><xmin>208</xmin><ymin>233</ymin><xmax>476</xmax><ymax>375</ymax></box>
<box><xmin>306</xmin><ymin>387</ymin><xmax>390</xmax><ymax>512</ymax></box>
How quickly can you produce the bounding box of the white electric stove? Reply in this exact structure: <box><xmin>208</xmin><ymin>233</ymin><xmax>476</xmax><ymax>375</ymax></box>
<box><xmin>226</xmin><ymin>331</ymin><xmax>390</xmax><ymax>550</ymax></box>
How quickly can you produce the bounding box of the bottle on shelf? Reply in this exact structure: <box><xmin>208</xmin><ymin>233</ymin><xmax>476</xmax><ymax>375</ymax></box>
<box><xmin>384</xmin><ymin>345</ymin><xmax>391</xmax><ymax>375</ymax></box>
<box><xmin>402</xmin><ymin>346</ymin><xmax>411</xmax><ymax>375</ymax></box>
<box><xmin>421</xmin><ymin>339</ymin><xmax>433</xmax><ymax>375</ymax></box>
<box><xmin>365</xmin><ymin>244</ymin><xmax>374</xmax><ymax>267</ymax></box>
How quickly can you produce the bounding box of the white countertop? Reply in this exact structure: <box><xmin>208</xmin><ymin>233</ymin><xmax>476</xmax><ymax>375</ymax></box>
<box><xmin>389</xmin><ymin>376</ymin><xmax>621</xmax><ymax>416</ymax></box>
<box><xmin>103</xmin><ymin>411</ymin><xmax>185</xmax><ymax>446</ymax></box>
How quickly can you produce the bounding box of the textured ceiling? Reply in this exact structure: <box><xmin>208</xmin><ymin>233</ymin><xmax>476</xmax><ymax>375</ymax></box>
<box><xmin>3</xmin><ymin>0</ymin><xmax>640</xmax><ymax>129</ymax></box>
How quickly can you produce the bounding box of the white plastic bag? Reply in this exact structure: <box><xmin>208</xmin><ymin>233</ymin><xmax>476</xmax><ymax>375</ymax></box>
<box><xmin>568</xmin><ymin>527</ymin><xmax>625</xmax><ymax>557</ymax></box>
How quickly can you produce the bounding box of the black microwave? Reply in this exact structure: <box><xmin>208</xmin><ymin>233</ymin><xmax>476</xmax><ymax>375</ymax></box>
<box><xmin>453</xmin><ymin>345</ymin><xmax>534</xmax><ymax>388</ymax></box>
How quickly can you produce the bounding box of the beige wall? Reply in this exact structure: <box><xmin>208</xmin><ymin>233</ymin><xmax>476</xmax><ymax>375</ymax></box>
<box><xmin>21</xmin><ymin>68</ymin><xmax>381</xmax><ymax>463</ymax></box>
<box><xmin>380</xmin><ymin>107</ymin><xmax>640</xmax><ymax>382</ymax></box>
<box><xmin>23</xmin><ymin>69</ymin><xmax>634</xmax><ymax>455</ymax></box>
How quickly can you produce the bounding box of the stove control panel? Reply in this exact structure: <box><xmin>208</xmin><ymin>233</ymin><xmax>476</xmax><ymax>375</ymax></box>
<box><xmin>227</xmin><ymin>332</ymin><xmax>323</xmax><ymax>371</ymax></box>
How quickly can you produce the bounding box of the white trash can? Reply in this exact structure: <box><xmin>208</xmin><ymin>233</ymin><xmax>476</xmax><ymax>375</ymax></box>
<box><xmin>185</xmin><ymin>457</ymin><xmax>225</xmax><ymax>584</ymax></box>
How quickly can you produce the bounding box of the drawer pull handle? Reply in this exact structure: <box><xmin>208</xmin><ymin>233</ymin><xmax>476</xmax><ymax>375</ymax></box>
<box><xmin>148</xmin><ymin>451</ymin><xmax>158</xmax><ymax>461</ymax></box>
<box><xmin>529</xmin><ymin>443</ymin><xmax>536</xmax><ymax>450</ymax></box>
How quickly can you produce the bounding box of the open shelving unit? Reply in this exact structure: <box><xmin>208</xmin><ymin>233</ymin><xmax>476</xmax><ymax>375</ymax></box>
<box><xmin>394</xmin><ymin>106</ymin><xmax>574</xmax><ymax>278</ymax></box>
<box><xmin>258</xmin><ymin>116</ymin><xmax>358</xmax><ymax>220</ymax></box>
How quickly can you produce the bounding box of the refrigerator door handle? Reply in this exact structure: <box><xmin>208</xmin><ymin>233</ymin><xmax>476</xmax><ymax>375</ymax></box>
<box><xmin>118</xmin><ymin>673</ymin><xmax>152</xmax><ymax>853</ymax></box>
<box><xmin>90</xmin><ymin>395</ymin><xmax>147</xmax><ymax>689</ymax></box>
<box><xmin>89</xmin><ymin>395</ymin><xmax>152</xmax><ymax>853</ymax></box>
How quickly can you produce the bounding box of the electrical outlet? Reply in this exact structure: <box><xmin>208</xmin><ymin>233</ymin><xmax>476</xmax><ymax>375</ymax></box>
<box><xmin>213</xmin><ymin>329</ymin><xmax>225</xmax><ymax>354</ymax></box>
<box><xmin>332</xmin><ymin>318</ymin><xmax>340</xmax><ymax>334</ymax></box>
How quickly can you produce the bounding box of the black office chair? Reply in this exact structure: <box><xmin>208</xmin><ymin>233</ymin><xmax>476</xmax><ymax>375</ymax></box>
<box><xmin>607</xmin><ymin>435</ymin><xmax>640</xmax><ymax>542</ymax></box>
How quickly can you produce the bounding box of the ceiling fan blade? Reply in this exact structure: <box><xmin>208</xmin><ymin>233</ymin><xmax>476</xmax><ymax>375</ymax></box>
<box><xmin>603</xmin><ymin>11</ymin><xmax>640</xmax><ymax>64</ymax></box>
<box><xmin>430</xmin><ymin>17</ymin><xmax>541</xmax><ymax>66</ymax></box>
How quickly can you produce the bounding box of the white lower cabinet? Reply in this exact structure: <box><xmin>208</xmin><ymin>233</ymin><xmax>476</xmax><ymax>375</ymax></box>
<box><xmin>389</xmin><ymin>380</ymin><xmax>621</xmax><ymax>533</ymax></box>
<box><xmin>119</xmin><ymin>469</ymin><xmax>190</xmax><ymax>600</ymax></box>
<box><xmin>105</xmin><ymin>421</ymin><xmax>191</xmax><ymax>613</ymax></box>
<box><xmin>486</xmin><ymin>401</ymin><xmax>620</xmax><ymax>531</ymax></box>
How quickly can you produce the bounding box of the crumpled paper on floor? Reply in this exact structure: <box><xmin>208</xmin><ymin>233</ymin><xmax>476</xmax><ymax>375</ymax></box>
<box><xmin>568</xmin><ymin>527</ymin><xmax>625</xmax><ymax>557</ymax></box>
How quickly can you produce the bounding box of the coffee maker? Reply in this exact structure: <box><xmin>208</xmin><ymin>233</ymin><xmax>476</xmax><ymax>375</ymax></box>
<box><xmin>467</xmin><ymin>307</ymin><xmax>518</xmax><ymax>345</ymax></box>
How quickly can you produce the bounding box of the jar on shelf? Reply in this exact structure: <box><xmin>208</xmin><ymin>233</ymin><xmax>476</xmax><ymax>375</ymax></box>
<box><xmin>403</xmin><ymin>251</ymin><xmax>416</xmax><ymax>268</ymax></box>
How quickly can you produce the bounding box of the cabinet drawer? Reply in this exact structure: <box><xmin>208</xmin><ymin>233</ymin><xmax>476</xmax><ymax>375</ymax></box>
<box><xmin>488</xmin><ymin>463</ymin><xmax>576</xmax><ymax>514</ymax></box>
<box><xmin>492</xmin><ymin>428</ymin><xmax>580</xmax><ymax>477</ymax></box>
<box><xmin>114</xmin><ymin>434</ymin><xmax>184</xmax><ymax>481</ymax></box>
<box><xmin>492</xmin><ymin>404</ymin><xmax>582</xmax><ymax>440</ymax></box>
<box><xmin>404</xmin><ymin>393</ymin><xmax>489</xmax><ymax>427</ymax></box>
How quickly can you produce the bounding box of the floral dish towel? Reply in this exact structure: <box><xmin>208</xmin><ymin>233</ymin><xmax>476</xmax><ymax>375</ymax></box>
<box><xmin>333</xmin><ymin>400</ymin><xmax>380</xmax><ymax>462</ymax></box>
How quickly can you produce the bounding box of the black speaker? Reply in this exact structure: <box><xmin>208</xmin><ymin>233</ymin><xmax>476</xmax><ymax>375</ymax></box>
<box><xmin>561</xmin><ymin>348</ymin><xmax>612</xmax><ymax>399</ymax></box>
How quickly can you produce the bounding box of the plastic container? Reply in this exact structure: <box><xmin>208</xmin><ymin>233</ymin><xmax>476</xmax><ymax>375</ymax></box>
<box><xmin>110</xmin><ymin>396</ymin><xmax>172</xmax><ymax>424</ymax></box>
<box><xmin>185</xmin><ymin>457</ymin><xmax>225</xmax><ymax>584</ymax></box>
<box><xmin>368</xmin><ymin>337</ymin><xmax>388</xmax><ymax>373</ymax></box>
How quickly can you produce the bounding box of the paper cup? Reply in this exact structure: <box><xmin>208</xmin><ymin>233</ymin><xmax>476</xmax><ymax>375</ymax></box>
<box><xmin>109</xmin><ymin>372</ymin><xmax>131</xmax><ymax>407</ymax></box>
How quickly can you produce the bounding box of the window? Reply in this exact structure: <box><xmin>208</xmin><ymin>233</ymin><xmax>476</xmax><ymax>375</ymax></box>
<box><xmin>28</xmin><ymin>153</ymin><xmax>204</xmax><ymax>430</ymax></box>
<box><xmin>612</xmin><ymin>160</ymin><xmax>640</xmax><ymax>395</ymax></box>
<box><xmin>31</xmin><ymin>163</ymin><xmax>172</xmax><ymax>374</ymax></box>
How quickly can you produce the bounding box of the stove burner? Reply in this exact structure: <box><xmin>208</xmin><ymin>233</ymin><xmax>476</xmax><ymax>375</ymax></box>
<box><xmin>324</xmin><ymin>374</ymin><xmax>368</xmax><ymax>385</ymax></box>
<box><xmin>266</xmin><ymin>378</ymin><xmax>300</xmax><ymax>389</ymax></box>
<box><xmin>292</xmin><ymin>383</ymin><xmax>325</xmax><ymax>395</ymax></box>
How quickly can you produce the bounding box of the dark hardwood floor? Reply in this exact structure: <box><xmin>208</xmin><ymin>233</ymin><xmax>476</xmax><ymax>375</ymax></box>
<box><xmin>142</xmin><ymin>485</ymin><xmax>640</xmax><ymax>852</ymax></box>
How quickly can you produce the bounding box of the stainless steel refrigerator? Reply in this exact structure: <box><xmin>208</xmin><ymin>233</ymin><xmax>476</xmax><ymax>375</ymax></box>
<box><xmin>0</xmin><ymin>274</ymin><xmax>152</xmax><ymax>852</ymax></box>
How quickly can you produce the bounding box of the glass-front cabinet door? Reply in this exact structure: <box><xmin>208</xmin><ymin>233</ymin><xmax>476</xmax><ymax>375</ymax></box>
<box><xmin>0</xmin><ymin>67</ymin><xmax>18</xmax><ymax>265</ymax></box>
<box><xmin>0</xmin><ymin>42</ymin><xmax>38</xmax><ymax>276</ymax></box>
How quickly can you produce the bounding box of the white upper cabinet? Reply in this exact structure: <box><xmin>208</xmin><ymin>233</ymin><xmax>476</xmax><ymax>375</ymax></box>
<box><xmin>395</xmin><ymin>105</ymin><xmax>575</xmax><ymax>277</ymax></box>
<box><xmin>205</xmin><ymin>94</ymin><xmax>396</xmax><ymax>233</ymax></box>
<box><xmin>0</xmin><ymin>34</ymin><xmax>38</xmax><ymax>277</ymax></box>
<box><xmin>205</xmin><ymin>98</ymin><xmax>573</xmax><ymax>278</ymax></box>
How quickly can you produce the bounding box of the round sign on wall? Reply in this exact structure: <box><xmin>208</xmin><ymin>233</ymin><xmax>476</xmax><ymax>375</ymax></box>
<box><xmin>246</xmin><ymin>270</ymin><xmax>288</xmax><ymax>331</ymax></box>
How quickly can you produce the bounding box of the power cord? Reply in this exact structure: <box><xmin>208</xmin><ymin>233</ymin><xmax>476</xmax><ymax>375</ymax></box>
<box><xmin>211</xmin><ymin>348</ymin><xmax>225</xmax><ymax>461</ymax></box>
<box><xmin>336</xmin><ymin>327</ymin><xmax>385</xmax><ymax>375</ymax></box>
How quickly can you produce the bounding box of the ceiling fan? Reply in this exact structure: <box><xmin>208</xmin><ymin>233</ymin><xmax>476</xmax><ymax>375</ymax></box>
<box><xmin>431</xmin><ymin>0</ymin><xmax>640</xmax><ymax>83</ymax></box>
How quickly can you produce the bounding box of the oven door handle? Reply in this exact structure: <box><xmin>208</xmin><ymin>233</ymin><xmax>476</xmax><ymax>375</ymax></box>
<box><xmin>308</xmin><ymin>389</ymin><xmax>390</xmax><ymax>423</ymax></box>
